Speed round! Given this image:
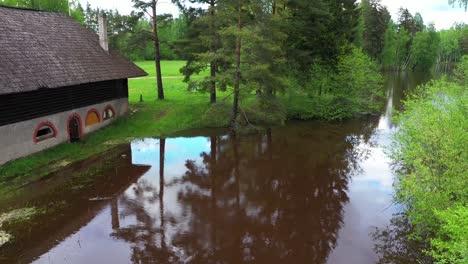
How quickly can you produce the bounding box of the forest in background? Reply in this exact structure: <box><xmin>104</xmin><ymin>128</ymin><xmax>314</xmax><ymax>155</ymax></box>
<box><xmin>2</xmin><ymin>0</ymin><xmax>466</xmax><ymax>71</ymax></box>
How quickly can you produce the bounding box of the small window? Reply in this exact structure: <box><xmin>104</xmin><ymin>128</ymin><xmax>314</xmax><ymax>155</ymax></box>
<box><xmin>35</xmin><ymin>123</ymin><xmax>57</xmax><ymax>143</ymax></box>
<box><xmin>86</xmin><ymin>110</ymin><xmax>100</xmax><ymax>127</ymax></box>
<box><xmin>103</xmin><ymin>106</ymin><xmax>115</xmax><ymax>120</ymax></box>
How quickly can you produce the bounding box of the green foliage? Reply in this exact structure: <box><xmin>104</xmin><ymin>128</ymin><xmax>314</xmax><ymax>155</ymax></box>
<box><xmin>438</xmin><ymin>28</ymin><xmax>463</xmax><ymax>73</ymax></box>
<box><xmin>243</xmin><ymin>96</ymin><xmax>286</xmax><ymax>126</ymax></box>
<box><xmin>285</xmin><ymin>47</ymin><xmax>384</xmax><ymax>120</ymax></box>
<box><xmin>361</xmin><ymin>0</ymin><xmax>391</xmax><ymax>59</ymax></box>
<box><xmin>286</xmin><ymin>0</ymin><xmax>360</xmax><ymax>67</ymax></box>
<box><xmin>0</xmin><ymin>207</ymin><xmax>42</xmax><ymax>247</ymax></box>
<box><xmin>454</xmin><ymin>55</ymin><xmax>468</xmax><ymax>84</ymax></box>
<box><xmin>411</xmin><ymin>24</ymin><xmax>441</xmax><ymax>71</ymax></box>
<box><xmin>335</xmin><ymin>46</ymin><xmax>384</xmax><ymax>112</ymax></box>
<box><xmin>381</xmin><ymin>20</ymin><xmax>398</xmax><ymax>68</ymax></box>
<box><xmin>0</xmin><ymin>0</ymin><xmax>69</xmax><ymax>13</ymax></box>
<box><xmin>449</xmin><ymin>0</ymin><xmax>468</xmax><ymax>11</ymax></box>
<box><xmin>392</xmin><ymin>78</ymin><xmax>468</xmax><ymax>263</ymax></box>
<box><xmin>430</xmin><ymin>206</ymin><xmax>468</xmax><ymax>264</ymax></box>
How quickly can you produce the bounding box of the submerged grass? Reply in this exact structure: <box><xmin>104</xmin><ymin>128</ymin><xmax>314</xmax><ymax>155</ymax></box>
<box><xmin>0</xmin><ymin>207</ymin><xmax>41</xmax><ymax>247</ymax></box>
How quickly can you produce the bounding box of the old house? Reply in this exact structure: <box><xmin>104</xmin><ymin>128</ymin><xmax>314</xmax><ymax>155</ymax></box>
<box><xmin>0</xmin><ymin>6</ymin><xmax>147</xmax><ymax>165</ymax></box>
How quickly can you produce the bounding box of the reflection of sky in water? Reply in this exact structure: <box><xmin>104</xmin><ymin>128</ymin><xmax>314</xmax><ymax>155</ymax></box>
<box><xmin>329</xmin><ymin>133</ymin><xmax>396</xmax><ymax>263</ymax></box>
<box><xmin>131</xmin><ymin>137</ymin><xmax>210</xmax><ymax>179</ymax></box>
<box><xmin>130</xmin><ymin>137</ymin><xmax>211</xmax><ymax>252</ymax></box>
<box><xmin>328</xmin><ymin>91</ymin><xmax>397</xmax><ymax>263</ymax></box>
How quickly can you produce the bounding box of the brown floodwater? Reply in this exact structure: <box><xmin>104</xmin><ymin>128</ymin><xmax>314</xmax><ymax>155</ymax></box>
<box><xmin>0</xmin><ymin>72</ymin><xmax>431</xmax><ymax>264</ymax></box>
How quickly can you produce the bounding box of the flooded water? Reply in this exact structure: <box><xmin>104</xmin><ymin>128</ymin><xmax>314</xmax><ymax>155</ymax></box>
<box><xmin>0</xmin><ymin>72</ymin><xmax>431</xmax><ymax>263</ymax></box>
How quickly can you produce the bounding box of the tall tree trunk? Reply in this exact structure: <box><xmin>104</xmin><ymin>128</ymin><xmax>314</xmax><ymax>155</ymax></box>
<box><xmin>231</xmin><ymin>0</ymin><xmax>243</xmax><ymax>132</ymax></box>
<box><xmin>209</xmin><ymin>0</ymin><xmax>217</xmax><ymax>104</ymax></box>
<box><xmin>152</xmin><ymin>0</ymin><xmax>164</xmax><ymax>100</ymax></box>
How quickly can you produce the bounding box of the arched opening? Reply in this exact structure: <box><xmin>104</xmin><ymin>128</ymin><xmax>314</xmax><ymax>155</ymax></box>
<box><xmin>86</xmin><ymin>109</ymin><xmax>100</xmax><ymax>127</ymax></box>
<box><xmin>103</xmin><ymin>105</ymin><xmax>116</xmax><ymax>121</ymax></box>
<box><xmin>34</xmin><ymin>122</ymin><xmax>58</xmax><ymax>143</ymax></box>
<box><xmin>68</xmin><ymin>114</ymin><xmax>82</xmax><ymax>142</ymax></box>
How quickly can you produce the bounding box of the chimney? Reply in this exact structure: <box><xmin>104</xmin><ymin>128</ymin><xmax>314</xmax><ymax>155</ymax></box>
<box><xmin>98</xmin><ymin>14</ymin><xmax>109</xmax><ymax>52</ymax></box>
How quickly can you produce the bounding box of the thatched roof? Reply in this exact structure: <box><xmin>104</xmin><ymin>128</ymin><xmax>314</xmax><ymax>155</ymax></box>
<box><xmin>0</xmin><ymin>6</ymin><xmax>147</xmax><ymax>95</ymax></box>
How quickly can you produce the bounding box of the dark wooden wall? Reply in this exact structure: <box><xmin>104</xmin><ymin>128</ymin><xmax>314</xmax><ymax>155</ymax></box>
<box><xmin>0</xmin><ymin>79</ymin><xmax>128</xmax><ymax>126</ymax></box>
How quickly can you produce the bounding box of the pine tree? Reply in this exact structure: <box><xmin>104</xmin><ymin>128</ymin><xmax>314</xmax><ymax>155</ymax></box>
<box><xmin>362</xmin><ymin>0</ymin><xmax>390</xmax><ymax>60</ymax></box>
<box><xmin>133</xmin><ymin>0</ymin><xmax>165</xmax><ymax>100</ymax></box>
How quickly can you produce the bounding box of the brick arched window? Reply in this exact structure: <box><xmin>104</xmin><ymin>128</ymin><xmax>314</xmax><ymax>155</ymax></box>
<box><xmin>85</xmin><ymin>108</ymin><xmax>101</xmax><ymax>127</ymax></box>
<box><xmin>34</xmin><ymin>121</ymin><xmax>58</xmax><ymax>143</ymax></box>
<box><xmin>103</xmin><ymin>105</ymin><xmax>116</xmax><ymax>121</ymax></box>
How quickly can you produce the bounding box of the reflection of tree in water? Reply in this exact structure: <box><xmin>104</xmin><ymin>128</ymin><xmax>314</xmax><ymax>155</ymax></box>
<box><xmin>372</xmin><ymin>213</ymin><xmax>433</xmax><ymax>264</ymax></box>
<box><xmin>111</xmin><ymin>139</ymin><xmax>176</xmax><ymax>263</ymax></box>
<box><xmin>176</xmin><ymin>118</ymin><xmax>379</xmax><ymax>263</ymax></box>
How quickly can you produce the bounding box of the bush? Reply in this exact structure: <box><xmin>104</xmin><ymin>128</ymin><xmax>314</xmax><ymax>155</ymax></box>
<box><xmin>334</xmin><ymin>46</ymin><xmax>385</xmax><ymax>114</ymax></box>
<box><xmin>454</xmin><ymin>55</ymin><xmax>468</xmax><ymax>85</ymax></box>
<box><xmin>243</xmin><ymin>96</ymin><xmax>286</xmax><ymax>126</ymax></box>
<box><xmin>431</xmin><ymin>205</ymin><xmax>468</xmax><ymax>264</ymax></box>
<box><xmin>200</xmin><ymin>102</ymin><xmax>232</xmax><ymax>128</ymax></box>
<box><xmin>283</xmin><ymin>46</ymin><xmax>384</xmax><ymax>121</ymax></box>
<box><xmin>391</xmin><ymin>78</ymin><xmax>467</xmax><ymax>263</ymax></box>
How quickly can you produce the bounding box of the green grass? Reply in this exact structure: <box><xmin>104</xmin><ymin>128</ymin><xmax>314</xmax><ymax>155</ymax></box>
<box><xmin>134</xmin><ymin>60</ymin><xmax>209</xmax><ymax>77</ymax></box>
<box><xmin>0</xmin><ymin>60</ymin><xmax>223</xmax><ymax>198</ymax></box>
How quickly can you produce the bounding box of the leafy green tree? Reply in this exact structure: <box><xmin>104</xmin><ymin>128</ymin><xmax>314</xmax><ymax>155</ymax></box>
<box><xmin>174</xmin><ymin>0</ymin><xmax>224</xmax><ymax>104</ymax></box>
<box><xmin>395</xmin><ymin>27</ymin><xmax>411</xmax><ymax>70</ymax></box>
<box><xmin>397</xmin><ymin>8</ymin><xmax>418</xmax><ymax>37</ymax></box>
<box><xmin>457</xmin><ymin>23</ymin><xmax>468</xmax><ymax>54</ymax></box>
<box><xmin>334</xmin><ymin>46</ymin><xmax>384</xmax><ymax>113</ymax></box>
<box><xmin>437</xmin><ymin>28</ymin><xmax>462</xmax><ymax>73</ymax></box>
<box><xmin>454</xmin><ymin>55</ymin><xmax>468</xmax><ymax>84</ymax></box>
<box><xmin>414</xmin><ymin>12</ymin><xmax>425</xmax><ymax>32</ymax></box>
<box><xmin>449</xmin><ymin>0</ymin><xmax>468</xmax><ymax>11</ymax></box>
<box><xmin>411</xmin><ymin>24</ymin><xmax>440</xmax><ymax>71</ymax></box>
<box><xmin>381</xmin><ymin>20</ymin><xmax>398</xmax><ymax>69</ymax></box>
<box><xmin>0</xmin><ymin>0</ymin><xmax>68</xmax><ymax>13</ymax></box>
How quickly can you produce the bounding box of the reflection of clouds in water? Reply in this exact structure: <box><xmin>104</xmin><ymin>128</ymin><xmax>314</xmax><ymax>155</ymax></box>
<box><xmin>131</xmin><ymin>137</ymin><xmax>210</xmax><ymax>177</ymax></box>
<box><xmin>353</xmin><ymin>146</ymin><xmax>394</xmax><ymax>191</ymax></box>
<box><xmin>129</xmin><ymin>137</ymin><xmax>211</xmax><ymax>216</ymax></box>
<box><xmin>329</xmin><ymin>123</ymin><xmax>396</xmax><ymax>264</ymax></box>
<box><xmin>118</xmin><ymin>137</ymin><xmax>214</xmax><ymax>254</ymax></box>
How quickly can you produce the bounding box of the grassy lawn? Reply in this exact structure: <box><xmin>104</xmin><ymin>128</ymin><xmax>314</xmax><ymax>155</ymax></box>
<box><xmin>134</xmin><ymin>60</ymin><xmax>209</xmax><ymax>77</ymax></box>
<box><xmin>0</xmin><ymin>60</ymin><xmax>225</xmax><ymax>198</ymax></box>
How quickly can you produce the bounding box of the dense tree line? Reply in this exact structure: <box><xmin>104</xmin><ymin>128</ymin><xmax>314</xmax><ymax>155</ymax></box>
<box><xmin>357</xmin><ymin>0</ymin><xmax>468</xmax><ymax>72</ymax></box>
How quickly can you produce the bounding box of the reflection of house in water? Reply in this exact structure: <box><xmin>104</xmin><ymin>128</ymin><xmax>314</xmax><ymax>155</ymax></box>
<box><xmin>3</xmin><ymin>145</ymin><xmax>150</xmax><ymax>263</ymax></box>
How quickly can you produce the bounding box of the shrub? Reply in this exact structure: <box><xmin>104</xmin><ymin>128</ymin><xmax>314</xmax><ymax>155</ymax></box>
<box><xmin>283</xmin><ymin>46</ymin><xmax>384</xmax><ymax>121</ymax></box>
<box><xmin>431</xmin><ymin>205</ymin><xmax>468</xmax><ymax>264</ymax></box>
<box><xmin>243</xmin><ymin>96</ymin><xmax>286</xmax><ymax>126</ymax></box>
<box><xmin>454</xmin><ymin>55</ymin><xmax>468</xmax><ymax>85</ymax></box>
<box><xmin>334</xmin><ymin>46</ymin><xmax>385</xmax><ymax>114</ymax></box>
<box><xmin>391</xmin><ymin>78</ymin><xmax>467</xmax><ymax>263</ymax></box>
